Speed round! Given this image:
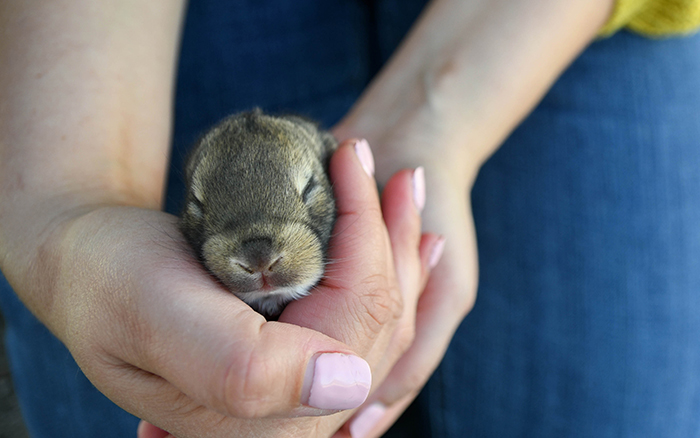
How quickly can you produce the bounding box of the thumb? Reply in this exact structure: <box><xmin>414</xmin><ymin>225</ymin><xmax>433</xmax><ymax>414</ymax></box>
<box><xmin>63</xmin><ymin>210</ymin><xmax>374</xmax><ymax>423</ymax></box>
<box><xmin>114</xmin><ymin>275</ymin><xmax>373</xmax><ymax>419</ymax></box>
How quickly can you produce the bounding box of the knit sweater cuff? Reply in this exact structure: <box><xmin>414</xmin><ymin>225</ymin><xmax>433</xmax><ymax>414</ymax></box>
<box><xmin>599</xmin><ymin>0</ymin><xmax>700</xmax><ymax>37</ymax></box>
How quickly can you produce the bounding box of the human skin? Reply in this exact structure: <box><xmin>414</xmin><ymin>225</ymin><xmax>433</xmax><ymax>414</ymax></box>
<box><xmin>133</xmin><ymin>144</ymin><xmax>439</xmax><ymax>437</ymax></box>
<box><xmin>333</xmin><ymin>0</ymin><xmax>614</xmax><ymax>435</ymax></box>
<box><xmin>0</xmin><ymin>2</ymin><xmax>439</xmax><ymax>437</ymax></box>
<box><xmin>0</xmin><ymin>0</ymin><xmax>618</xmax><ymax>437</ymax></box>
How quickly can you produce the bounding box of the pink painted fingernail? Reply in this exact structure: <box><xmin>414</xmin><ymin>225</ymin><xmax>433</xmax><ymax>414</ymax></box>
<box><xmin>349</xmin><ymin>402</ymin><xmax>387</xmax><ymax>438</ymax></box>
<box><xmin>303</xmin><ymin>353</ymin><xmax>372</xmax><ymax>410</ymax></box>
<box><xmin>137</xmin><ymin>421</ymin><xmax>168</xmax><ymax>438</ymax></box>
<box><xmin>412</xmin><ymin>167</ymin><xmax>426</xmax><ymax>212</ymax></box>
<box><xmin>429</xmin><ymin>236</ymin><xmax>446</xmax><ymax>269</ymax></box>
<box><xmin>354</xmin><ymin>139</ymin><xmax>375</xmax><ymax>177</ymax></box>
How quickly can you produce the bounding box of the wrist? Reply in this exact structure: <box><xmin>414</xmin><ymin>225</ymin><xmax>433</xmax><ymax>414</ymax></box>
<box><xmin>0</xmin><ymin>201</ymin><xmax>98</xmax><ymax>330</ymax></box>
<box><xmin>333</xmin><ymin>98</ymin><xmax>480</xmax><ymax>191</ymax></box>
<box><xmin>0</xmin><ymin>199</ymin><xmax>159</xmax><ymax>338</ymax></box>
<box><xmin>334</xmin><ymin>0</ymin><xmax>614</xmax><ymax>189</ymax></box>
<box><xmin>0</xmin><ymin>178</ymin><xmax>164</xmax><ymax>284</ymax></box>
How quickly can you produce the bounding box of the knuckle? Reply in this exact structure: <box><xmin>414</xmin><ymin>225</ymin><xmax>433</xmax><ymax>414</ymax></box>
<box><xmin>454</xmin><ymin>284</ymin><xmax>477</xmax><ymax>316</ymax></box>
<box><xmin>222</xmin><ymin>348</ymin><xmax>276</xmax><ymax>418</ymax></box>
<box><xmin>391</xmin><ymin>367</ymin><xmax>431</xmax><ymax>403</ymax></box>
<box><xmin>160</xmin><ymin>391</ymin><xmax>208</xmax><ymax>420</ymax></box>
<box><xmin>352</xmin><ymin>275</ymin><xmax>404</xmax><ymax>334</ymax></box>
<box><xmin>393</xmin><ymin>323</ymin><xmax>416</xmax><ymax>354</ymax></box>
<box><xmin>436</xmin><ymin>281</ymin><xmax>477</xmax><ymax>319</ymax></box>
<box><xmin>461</xmin><ymin>296</ymin><xmax>476</xmax><ymax>316</ymax></box>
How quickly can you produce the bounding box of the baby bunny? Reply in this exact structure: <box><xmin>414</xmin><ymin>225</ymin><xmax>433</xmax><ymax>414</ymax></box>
<box><xmin>180</xmin><ymin>109</ymin><xmax>337</xmax><ymax>316</ymax></box>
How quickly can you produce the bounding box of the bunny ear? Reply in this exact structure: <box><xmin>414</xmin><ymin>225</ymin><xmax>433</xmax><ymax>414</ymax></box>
<box><xmin>275</xmin><ymin>113</ymin><xmax>337</xmax><ymax>162</ymax></box>
<box><xmin>184</xmin><ymin>137</ymin><xmax>206</xmax><ymax>184</ymax></box>
<box><xmin>184</xmin><ymin>111</ymin><xmax>252</xmax><ymax>184</ymax></box>
<box><xmin>319</xmin><ymin>130</ymin><xmax>338</xmax><ymax>163</ymax></box>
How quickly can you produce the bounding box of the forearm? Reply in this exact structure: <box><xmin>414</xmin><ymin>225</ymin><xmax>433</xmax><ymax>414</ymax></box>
<box><xmin>334</xmin><ymin>5</ymin><xmax>616</xmax><ymax>434</ymax></box>
<box><xmin>0</xmin><ymin>1</ymin><xmax>185</xmax><ymax>319</ymax></box>
<box><xmin>335</xmin><ymin>0</ymin><xmax>615</xmax><ymax>186</ymax></box>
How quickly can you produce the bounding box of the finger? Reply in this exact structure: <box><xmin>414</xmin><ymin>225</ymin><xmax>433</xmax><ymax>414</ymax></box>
<box><xmin>360</xmin><ymin>231</ymin><xmax>444</xmax><ymax>393</ymax></box>
<box><xmin>137</xmin><ymin>421</ymin><xmax>171</xmax><ymax>438</ymax></box>
<box><xmin>282</xmin><ymin>139</ymin><xmax>403</xmax><ymax>356</ymax></box>
<box><xmin>369</xmin><ymin>168</ymin><xmax>438</xmax><ymax>381</ymax></box>
<box><xmin>348</xmin><ymin>194</ymin><xmax>473</xmax><ymax>435</ymax></box>
<box><xmin>380</xmin><ymin>168</ymin><xmax>445</xmax><ymax>311</ymax></box>
<box><xmin>339</xmin><ymin>395</ymin><xmax>414</xmax><ymax>438</ymax></box>
<box><xmin>139</xmin><ymin>283</ymin><xmax>374</xmax><ymax>416</ymax></box>
<box><xmin>419</xmin><ymin>232</ymin><xmax>446</xmax><ymax>289</ymax></box>
<box><xmin>380</xmin><ymin>167</ymin><xmax>424</xmax><ymax>307</ymax></box>
<box><xmin>108</xmin><ymin>341</ymin><xmax>334</xmax><ymax>438</ymax></box>
<box><xmin>374</xmin><ymin>190</ymin><xmax>477</xmax><ymax>402</ymax></box>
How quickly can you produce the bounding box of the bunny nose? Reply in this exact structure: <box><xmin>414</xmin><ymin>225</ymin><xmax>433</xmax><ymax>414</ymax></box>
<box><xmin>239</xmin><ymin>237</ymin><xmax>281</xmax><ymax>273</ymax></box>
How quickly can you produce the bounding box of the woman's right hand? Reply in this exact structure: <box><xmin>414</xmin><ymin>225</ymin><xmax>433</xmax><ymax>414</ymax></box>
<box><xmin>0</xmin><ymin>2</ymin><xmax>440</xmax><ymax>435</ymax></box>
<box><xmin>3</xmin><ymin>139</ymin><xmax>437</xmax><ymax>438</ymax></box>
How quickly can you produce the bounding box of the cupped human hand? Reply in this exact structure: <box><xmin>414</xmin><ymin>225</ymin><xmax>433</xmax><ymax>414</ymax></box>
<box><xmin>342</xmin><ymin>170</ymin><xmax>477</xmax><ymax>438</ymax></box>
<box><xmin>30</xmin><ymin>139</ymin><xmax>438</xmax><ymax>438</ymax></box>
<box><xmin>334</xmin><ymin>142</ymin><xmax>478</xmax><ymax>438</ymax></box>
<box><xmin>331</xmin><ymin>76</ymin><xmax>482</xmax><ymax>438</ymax></box>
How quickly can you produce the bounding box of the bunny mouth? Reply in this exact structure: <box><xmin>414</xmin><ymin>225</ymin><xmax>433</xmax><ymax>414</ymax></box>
<box><xmin>238</xmin><ymin>282</ymin><xmax>317</xmax><ymax>316</ymax></box>
<box><xmin>255</xmin><ymin>274</ymin><xmax>295</xmax><ymax>293</ymax></box>
<box><xmin>244</xmin><ymin>282</ymin><xmax>314</xmax><ymax>299</ymax></box>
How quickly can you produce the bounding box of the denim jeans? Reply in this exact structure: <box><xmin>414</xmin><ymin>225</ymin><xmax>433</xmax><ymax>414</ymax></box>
<box><xmin>423</xmin><ymin>28</ymin><xmax>700</xmax><ymax>438</ymax></box>
<box><xmin>2</xmin><ymin>1</ymin><xmax>700</xmax><ymax>436</ymax></box>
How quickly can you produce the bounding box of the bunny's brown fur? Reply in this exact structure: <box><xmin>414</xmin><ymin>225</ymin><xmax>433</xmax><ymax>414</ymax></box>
<box><xmin>180</xmin><ymin>109</ymin><xmax>337</xmax><ymax>316</ymax></box>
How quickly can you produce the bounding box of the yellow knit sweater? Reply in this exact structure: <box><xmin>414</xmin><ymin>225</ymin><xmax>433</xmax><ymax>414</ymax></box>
<box><xmin>601</xmin><ymin>0</ymin><xmax>700</xmax><ymax>36</ymax></box>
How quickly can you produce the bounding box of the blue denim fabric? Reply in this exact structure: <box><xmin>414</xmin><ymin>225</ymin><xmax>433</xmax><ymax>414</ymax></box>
<box><xmin>0</xmin><ymin>276</ymin><xmax>140</xmax><ymax>437</ymax></box>
<box><xmin>2</xmin><ymin>1</ymin><xmax>700</xmax><ymax>436</ymax></box>
<box><xmin>422</xmin><ymin>31</ymin><xmax>700</xmax><ymax>438</ymax></box>
<box><xmin>165</xmin><ymin>0</ymin><xmax>428</xmax><ymax>216</ymax></box>
<box><xmin>0</xmin><ymin>2</ymin><xmax>426</xmax><ymax>436</ymax></box>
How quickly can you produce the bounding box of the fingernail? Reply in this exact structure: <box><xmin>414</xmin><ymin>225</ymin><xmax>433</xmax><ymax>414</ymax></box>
<box><xmin>354</xmin><ymin>139</ymin><xmax>375</xmax><ymax>177</ymax></box>
<box><xmin>412</xmin><ymin>167</ymin><xmax>426</xmax><ymax>211</ymax></box>
<box><xmin>303</xmin><ymin>353</ymin><xmax>372</xmax><ymax>410</ymax></box>
<box><xmin>429</xmin><ymin>236</ymin><xmax>446</xmax><ymax>269</ymax></box>
<box><xmin>137</xmin><ymin>421</ymin><xmax>169</xmax><ymax>438</ymax></box>
<box><xmin>349</xmin><ymin>402</ymin><xmax>387</xmax><ymax>438</ymax></box>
